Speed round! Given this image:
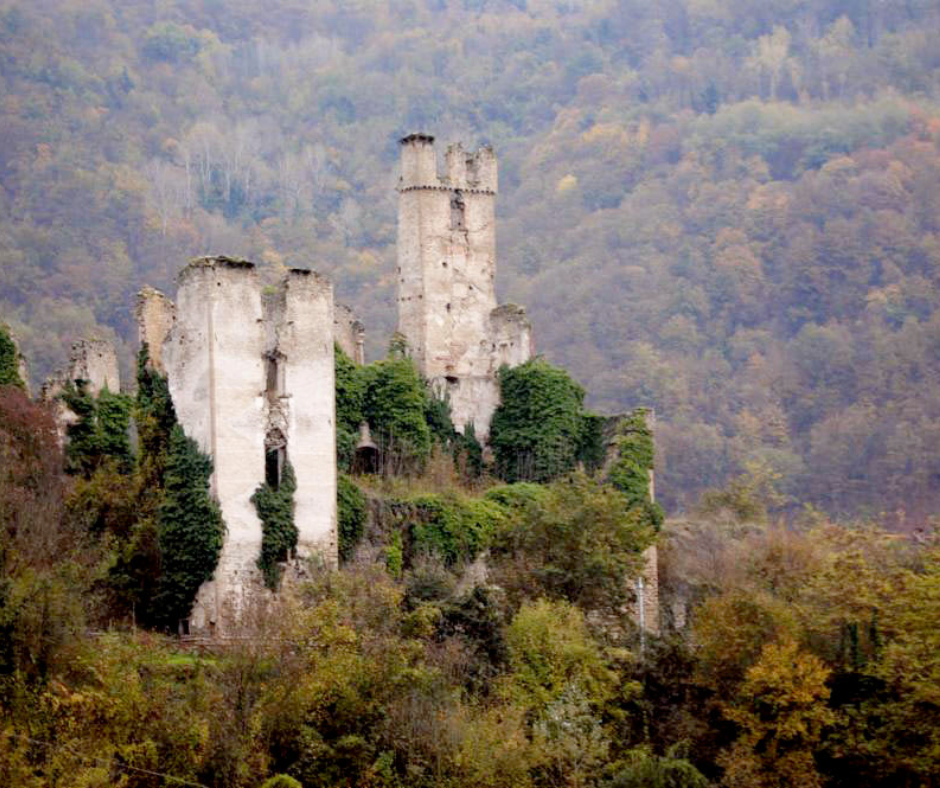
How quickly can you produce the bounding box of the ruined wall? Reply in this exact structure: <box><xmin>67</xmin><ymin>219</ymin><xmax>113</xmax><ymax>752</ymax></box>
<box><xmin>164</xmin><ymin>258</ymin><xmax>267</xmax><ymax>632</ymax></box>
<box><xmin>602</xmin><ymin>411</ymin><xmax>661</xmax><ymax>635</ymax></box>
<box><xmin>396</xmin><ymin>134</ymin><xmax>531</xmax><ymax>438</ymax></box>
<box><xmin>280</xmin><ymin>269</ymin><xmax>337</xmax><ymax>562</ymax></box>
<box><xmin>41</xmin><ymin>338</ymin><xmax>121</xmax><ymax>441</ymax></box>
<box><xmin>136</xmin><ymin>286</ymin><xmax>176</xmax><ymax>372</ymax></box>
<box><xmin>160</xmin><ymin>257</ymin><xmax>337</xmax><ymax>633</ymax></box>
<box><xmin>334</xmin><ymin>303</ymin><xmax>365</xmax><ymax>364</ymax></box>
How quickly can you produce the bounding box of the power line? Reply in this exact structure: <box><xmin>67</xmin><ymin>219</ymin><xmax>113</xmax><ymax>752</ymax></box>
<box><xmin>13</xmin><ymin>732</ymin><xmax>211</xmax><ymax>788</ymax></box>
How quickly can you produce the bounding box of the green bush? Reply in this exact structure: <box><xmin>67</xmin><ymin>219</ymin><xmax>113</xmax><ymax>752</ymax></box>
<box><xmin>491</xmin><ymin>472</ymin><xmax>655</xmax><ymax>613</ymax></box>
<box><xmin>403</xmin><ymin>494</ymin><xmax>507</xmax><ymax>566</ymax></box>
<box><xmin>489</xmin><ymin>359</ymin><xmax>601</xmax><ymax>483</ymax></box>
<box><xmin>484</xmin><ymin>482</ymin><xmax>550</xmax><ymax>510</ymax></box>
<box><xmin>260</xmin><ymin>776</ymin><xmax>302</xmax><ymax>788</ymax></box>
<box><xmin>252</xmin><ymin>463</ymin><xmax>298</xmax><ymax>590</ymax></box>
<box><xmin>337</xmin><ymin>473</ymin><xmax>367</xmax><ymax>563</ymax></box>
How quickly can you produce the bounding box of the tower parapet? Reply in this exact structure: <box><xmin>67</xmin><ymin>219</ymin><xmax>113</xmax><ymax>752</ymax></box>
<box><xmin>395</xmin><ymin>134</ymin><xmax>528</xmax><ymax>438</ymax></box>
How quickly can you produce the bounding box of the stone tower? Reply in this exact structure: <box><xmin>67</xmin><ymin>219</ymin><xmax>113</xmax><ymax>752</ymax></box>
<box><xmin>396</xmin><ymin>133</ymin><xmax>531</xmax><ymax>438</ymax></box>
<box><xmin>154</xmin><ymin>257</ymin><xmax>338</xmax><ymax>633</ymax></box>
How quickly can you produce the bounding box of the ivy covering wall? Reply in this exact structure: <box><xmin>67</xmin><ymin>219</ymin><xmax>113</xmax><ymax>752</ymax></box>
<box><xmin>605</xmin><ymin>410</ymin><xmax>665</xmax><ymax>532</ymax></box>
<box><xmin>61</xmin><ymin>381</ymin><xmax>133</xmax><ymax>476</ymax></box>
<box><xmin>489</xmin><ymin>359</ymin><xmax>603</xmax><ymax>484</ymax></box>
<box><xmin>153</xmin><ymin>424</ymin><xmax>224</xmax><ymax>628</ymax></box>
<box><xmin>252</xmin><ymin>462</ymin><xmax>298</xmax><ymax>590</ymax></box>
<box><xmin>337</xmin><ymin>472</ymin><xmax>367</xmax><ymax>563</ymax></box>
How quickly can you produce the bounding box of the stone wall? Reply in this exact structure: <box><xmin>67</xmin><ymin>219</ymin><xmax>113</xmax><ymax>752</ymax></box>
<box><xmin>396</xmin><ymin>134</ymin><xmax>531</xmax><ymax>438</ymax></box>
<box><xmin>333</xmin><ymin>303</ymin><xmax>365</xmax><ymax>364</ymax></box>
<box><xmin>161</xmin><ymin>256</ymin><xmax>337</xmax><ymax>634</ymax></box>
<box><xmin>136</xmin><ymin>286</ymin><xmax>176</xmax><ymax>372</ymax></box>
<box><xmin>41</xmin><ymin>337</ymin><xmax>121</xmax><ymax>441</ymax></box>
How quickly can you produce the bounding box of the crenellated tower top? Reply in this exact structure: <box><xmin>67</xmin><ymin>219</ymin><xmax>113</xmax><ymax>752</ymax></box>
<box><xmin>399</xmin><ymin>133</ymin><xmax>497</xmax><ymax>194</ymax></box>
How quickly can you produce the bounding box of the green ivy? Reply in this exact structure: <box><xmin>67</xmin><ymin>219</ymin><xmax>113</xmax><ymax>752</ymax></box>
<box><xmin>360</xmin><ymin>355</ymin><xmax>432</xmax><ymax>472</ymax></box>
<box><xmin>399</xmin><ymin>494</ymin><xmax>508</xmax><ymax>566</ymax></box>
<box><xmin>61</xmin><ymin>381</ymin><xmax>133</xmax><ymax>476</ymax></box>
<box><xmin>337</xmin><ymin>472</ymin><xmax>367</xmax><ymax>563</ymax></box>
<box><xmin>154</xmin><ymin>425</ymin><xmax>224</xmax><ymax>628</ymax></box>
<box><xmin>489</xmin><ymin>359</ymin><xmax>600</xmax><ymax>484</ymax></box>
<box><xmin>252</xmin><ymin>462</ymin><xmax>298</xmax><ymax>590</ymax></box>
<box><xmin>0</xmin><ymin>325</ymin><xmax>23</xmax><ymax>388</ymax></box>
<box><xmin>606</xmin><ymin>409</ymin><xmax>664</xmax><ymax>531</ymax></box>
<box><xmin>335</xmin><ymin>343</ymin><xmax>364</xmax><ymax>471</ymax></box>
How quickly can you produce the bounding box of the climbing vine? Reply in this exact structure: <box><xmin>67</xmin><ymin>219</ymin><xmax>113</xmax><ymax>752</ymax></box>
<box><xmin>489</xmin><ymin>359</ymin><xmax>601</xmax><ymax>484</ymax></box>
<box><xmin>395</xmin><ymin>493</ymin><xmax>507</xmax><ymax>566</ymax></box>
<box><xmin>61</xmin><ymin>380</ymin><xmax>134</xmax><ymax>476</ymax></box>
<box><xmin>154</xmin><ymin>424</ymin><xmax>224</xmax><ymax>628</ymax></box>
<box><xmin>252</xmin><ymin>462</ymin><xmax>298</xmax><ymax>590</ymax></box>
<box><xmin>337</xmin><ymin>472</ymin><xmax>367</xmax><ymax>563</ymax></box>
<box><xmin>335</xmin><ymin>343</ymin><xmax>364</xmax><ymax>471</ymax></box>
<box><xmin>606</xmin><ymin>409</ymin><xmax>664</xmax><ymax>531</ymax></box>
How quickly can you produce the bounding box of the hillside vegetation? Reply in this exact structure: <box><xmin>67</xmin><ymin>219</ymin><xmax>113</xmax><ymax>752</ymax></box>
<box><xmin>3</xmin><ymin>337</ymin><xmax>940</xmax><ymax>786</ymax></box>
<box><xmin>2</xmin><ymin>1</ymin><xmax>940</xmax><ymax>515</ymax></box>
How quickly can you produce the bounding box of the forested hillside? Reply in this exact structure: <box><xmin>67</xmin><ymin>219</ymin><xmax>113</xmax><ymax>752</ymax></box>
<box><xmin>3</xmin><ymin>0</ymin><xmax>940</xmax><ymax>516</ymax></box>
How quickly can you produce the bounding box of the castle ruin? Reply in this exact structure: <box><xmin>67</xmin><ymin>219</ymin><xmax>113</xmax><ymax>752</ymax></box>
<box><xmin>42</xmin><ymin>338</ymin><xmax>122</xmax><ymax>441</ymax></box>
<box><xmin>124</xmin><ymin>135</ymin><xmax>658</xmax><ymax>636</ymax></box>
<box><xmin>140</xmin><ymin>257</ymin><xmax>339</xmax><ymax>633</ymax></box>
<box><xmin>396</xmin><ymin>134</ymin><xmax>532</xmax><ymax>438</ymax></box>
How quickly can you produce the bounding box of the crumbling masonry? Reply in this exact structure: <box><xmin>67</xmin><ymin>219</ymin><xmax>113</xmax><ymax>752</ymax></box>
<box><xmin>396</xmin><ymin>134</ymin><xmax>532</xmax><ymax>438</ymax></box>
<box><xmin>42</xmin><ymin>338</ymin><xmax>121</xmax><ymax>442</ymax></box>
<box><xmin>139</xmin><ymin>257</ymin><xmax>339</xmax><ymax>633</ymax></box>
<box><xmin>126</xmin><ymin>134</ymin><xmax>657</xmax><ymax>635</ymax></box>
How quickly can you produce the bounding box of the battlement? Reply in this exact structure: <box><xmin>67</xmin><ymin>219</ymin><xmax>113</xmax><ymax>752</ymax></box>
<box><xmin>398</xmin><ymin>133</ymin><xmax>497</xmax><ymax>193</ymax></box>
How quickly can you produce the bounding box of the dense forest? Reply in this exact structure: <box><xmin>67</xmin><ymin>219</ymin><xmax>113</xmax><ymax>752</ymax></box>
<box><xmin>2</xmin><ymin>0</ymin><xmax>940</xmax><ymax>517</ymax></box>
<box><xmin>4</xmin><ymin>3</ymin><xmax>940</xmax><ymax>784</ymax></box>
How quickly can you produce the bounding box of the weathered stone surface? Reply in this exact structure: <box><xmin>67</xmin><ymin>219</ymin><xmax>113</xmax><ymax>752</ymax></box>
<box><xmin>334</xmin><ymin>303</ymin><xmax>365</xmax><ymax>364</ymax></box>
<box><xmin>136</xmin><ymin>286</ymin><xmax>176</xmax><ymax>372</ymax></box>
<box><xmin>396</xmin><ymin>134</ymin><xmax>531</xmax><ymax>438</ymax></box>
<box><xmin>41</xmin><ymin>337</ymin><xmax>121</xmax><ymax>441</ymax></box>
<box><xmin>162</xmin><ymin>256</ymin><xmax>337</xmax><ymax>634</ymax></box>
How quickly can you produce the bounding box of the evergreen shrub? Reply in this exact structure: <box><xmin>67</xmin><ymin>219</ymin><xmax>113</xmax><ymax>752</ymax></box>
<box><xmin>154</xmin><ymin>425</ymin><xmax>224</xmax><ymax>628</ymax></box>
<box><xmin>0</xmin><ymin>326</ymin><xmax>23</xmax><ymax>388</ymax></box>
